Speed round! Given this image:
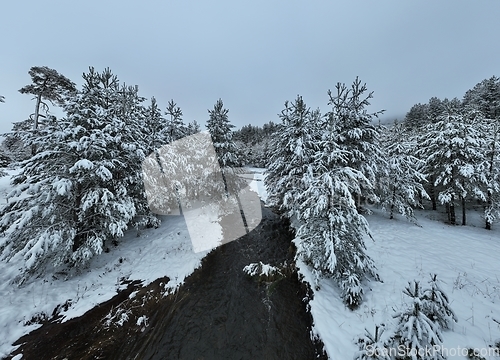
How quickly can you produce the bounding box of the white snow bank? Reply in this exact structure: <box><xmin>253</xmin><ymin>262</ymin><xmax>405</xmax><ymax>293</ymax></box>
<box><xmin>246</xmin><ymin>167</ymin><xmax>268</xmax><ymax>204</ymax></box>
<box><xmin>298</xmin><ymin>209</ymin><xmax>500</xmax><ymax>359</ymax></box>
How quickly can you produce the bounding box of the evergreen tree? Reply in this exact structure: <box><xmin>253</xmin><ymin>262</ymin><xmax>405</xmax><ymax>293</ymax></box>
<box><xmin>391</xmin><ymin>281</ymin><xmax>445</xmax><ymax>360</ymax></box>
<box><xmin>144</xmin><ymin>96</ymin><xmax>168</xmax><ymax>154</ymax></box>
<box><xmin>264</xmin><ymin>96</ymin><xmax>319</xmax><ymax>216</ymax></box>
<box><xmin>18</xmin><ymin>66</ymin><xmax>76</xmax><ymax>131</ymax></box>
<box><xmin>482</xmin><ymin>119</ymin><xmax>500</xmax><ymax>230</ymax></box>
<box><xmin>266</xmin><ymin>82</ymin><xmax>381</xmax><ymax>308</ymax></box>
<box><xmin>293</xmin><ymin>106</ymin><xmax>378</xmax><ymax>308</ymax></box>
<box><xmin>417</xmin><ymin>106</ymin><xmax>486</xmax><ymax>225</ymax></box>
<box><xmin>0</xmin><ymin>67</ymin><xmax>145</xmax><ymax>281</ymax></box>
<box><xmin>165</xmin><ymin>99</ymin><xmax>187</xmax><ymax>142</ymax></box>
<box><xmin>379</xmin><ymin>123</ymin><xmax>428</xmax><ymax>221</ymax></box>
<box><xmin>116</xmin><ymin>83</ymin><xmax>160</xmax><ymax>229</ymax></box>
<box><xmin>407</xmin><ymin>97</ymin><xmax>445</xmax><ymax>211</ymax></box>
<box><xmin>186</xmin><ymin>120</ymin><xmax>201</xmax><ymax>135</ymax></box>
<box><xmin>463</xmin><ymin>76</ymin><xmax>500</xmax><ymax>229</ymax></box>
<box><xmin>427</xmin><ymin>97</ymin><xmax>444</xmax><ymax>124</ymax></box>
<box><xmin>355</xmin><ymin>325</ymin><xmax>392</xmax><ymax>360</ymax></box>
<box><xmin>325</xmin><ymin>77</ymin><xmax>384</xmax><ymax>211</ymax></box>
<box><xmin>206</xmin><ymin>99</ymin><xmax>239</xmax><ymax>168</ymax></box>
<box><xmin>421</xmin><ymin>274</ymin><xmax>457</xmax><ymax>330</ymax></box>
<box><xmin>404</xmin><ymin>103</ymin><xmax>429</xmax><ymax>130</ymax></box>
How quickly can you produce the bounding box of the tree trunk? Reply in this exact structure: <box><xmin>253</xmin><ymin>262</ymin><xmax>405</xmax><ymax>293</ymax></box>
<box><xmin>390</xmin><ymin>185</ymin><xmax>396</xmax><ymax>219</ymax></box>
<box><xmin>449</xmin><ymin>197</ymin><xmax>456</xmax><ymax>225</ymax></box>
<box><xmin>429</xmin><ymin>175</ymin><xmax>437</xmax><ymax>210</ymax></box>
<box><xmin>30</xmin><ymin>93</ymin><xmax>43</xmax><ymax>156</ymax></box>
<box><xmin>73</xmin><ymin>182</ymin><xmax>82</xmax><ymax>252</ymax></box>
<box><xmin>33</xmin><ymin>93</ymin><xmax>42</xmax><ymax>130</ymax></box>
<box><xmin>483</xmin><ymin>191</ymin><xmax>492</xmax><ymax>230</ymax></box>
<box><xmin>486</xmin><ymin>127</ymin><xmax>497</xmax><ymax>230</ymax></box>
<box><xmin>461</xmin><ymin>196</ymin><xmax>466</xmax><ymax>226</ymax></box>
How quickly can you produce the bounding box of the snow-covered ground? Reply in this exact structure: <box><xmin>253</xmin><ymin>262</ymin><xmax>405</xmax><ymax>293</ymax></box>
<box><xmin>0</xmin><ymin>168</ymin><xmax>268</xmax><ymax>358</ymax></box>
<box><xmin>246</xmin><ymin>166</ymin><xmax>268</xmax><ymax>203</ymax></box>
<box><xmin>298</xmin><ymin>208</ymin><xmax>500</xmax><ymax>359</ymax></box>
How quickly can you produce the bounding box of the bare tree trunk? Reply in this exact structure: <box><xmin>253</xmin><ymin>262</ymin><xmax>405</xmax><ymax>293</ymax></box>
<box><xmin>449</xmin><ymin>197</ymin><xmax>456</xmax><ymax>225</ymax></box>
<box><xmin>486</xmin><ymin>126</ymin><xmax>497</xmax><ymax>230</ymax></box>
<box><xmin>30</xmin><ymin>93</ymin><xmax>43</xmax><ymax>156</ymax></box>
<box><xmin>33</xmin><ymin>93</ymin><xmax>42</xmax><ymax>130</ymax></box>
<box><xmin>486</xmin><ymin>196</ymin><xmax>492</xmax><ymax>230</ymax></box>
<box><xmin>461</xmin><ymin>196</ymin><xmax>466</xmax><ymax>226</ymax></box>
<box><xmin>390</xmin><ymin>185</ymin><xmax>396</xmax><ymax>219</ymax></box>
<box><xmin>429</xmin><ymin>175</ymin><xmax>437</xmax><ymax>210</ymax></box>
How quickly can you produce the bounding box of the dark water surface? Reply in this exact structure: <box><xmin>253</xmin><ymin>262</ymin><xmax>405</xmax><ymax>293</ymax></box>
<box><xmin>9</xmin><ymin>205</ymin><xmax>326</xmax><ymax>360</ymax></box>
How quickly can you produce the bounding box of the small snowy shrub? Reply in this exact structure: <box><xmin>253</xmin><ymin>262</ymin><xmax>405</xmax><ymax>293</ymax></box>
<box><xmin>341</xmin><ymin>271</ymin><xmax>364</xmax><ymax>310</ymax></box>
<box><xmin>421</xmin><ymin>274</ymin><xmax>457</xmax><ymax>329</ymax></box>
<box><xmin>391</xmin><ymin>281</ymin><xmax>445</xmax><ymax>360</ymax></box>
<box><xmin>354</xmin><ymin>325</ymin><xmax>392</xmax><ymax>360</ymax></box>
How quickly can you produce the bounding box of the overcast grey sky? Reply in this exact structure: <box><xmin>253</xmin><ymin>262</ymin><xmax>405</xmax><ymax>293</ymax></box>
<box><xmin>1</xmin><ymin>0</ymin><xmax>499</xmax><ymax>133</ymax></box>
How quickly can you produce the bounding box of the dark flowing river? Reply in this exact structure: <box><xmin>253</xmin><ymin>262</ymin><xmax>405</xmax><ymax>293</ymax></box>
<box><xmin>8</xmin><ymin>205</ymin><xmax>326</xmax><ymax>360</ymax></box>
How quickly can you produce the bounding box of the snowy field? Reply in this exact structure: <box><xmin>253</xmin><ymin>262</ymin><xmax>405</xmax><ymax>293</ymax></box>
<box><xmin>298</xmin><ymin>208</ymin><xmax>500</xmax><ymax>359</ymax></box>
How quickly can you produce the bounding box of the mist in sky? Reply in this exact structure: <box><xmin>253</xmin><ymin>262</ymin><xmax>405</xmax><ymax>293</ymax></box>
<box><xmin>1</xmin><ymin>0</ymin><xmax>499</xmax><ymax>133</ymax></box>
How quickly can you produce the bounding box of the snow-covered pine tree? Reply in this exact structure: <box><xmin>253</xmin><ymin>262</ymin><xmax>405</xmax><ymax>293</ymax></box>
<box><xmin>0</xmin><ymin>67</ymin><xmax>144</xmax><ymax>281</ymax></box>
<box><xmin>421</xmin><ymin>274</ymin><xmax>457</xmax><ymax>330</ymax></box>
<box><xmin>205</xmin><ymin>99</ymin><xmax>243</xmax><ymax>200</ymax></box>
<box><xmin>325</xmin><ymin>77</ymin><xmax>385</xmax><ymax>211</ymax></box>
<box><xmin>48</xmin><ymin>67</ymin><xmax>139</xmax><ymax>261</ymax></box>
<box><xmin>206</xmin><ymin>98</ymin><xmax>239</xmax><ymax>168</ymax></box>
<box><xmin>144</xmin><ymin>96</ymin><xmax>170</xmax><ymax>155</ymax></box>
<box><xmin>407</xmin><ymin>98</ymin><xmax>446</xmax><ymax>211</ymax></box>
<box><xmin>427</xmin><ymin>97</ymin><xmax>444</xmax><ymax>124</ymax></box>
<box><xmin>116</xmin><ymin>83</ymin><xmax>160</xmax><ymax>229</ymax></box>
<box><xmin>186</xmin><ymin>120</ymin><xmax>201</xmax><ymax>136</ymax></box>
<box><xmin>140</xmin><ymin>96</ymin><xmax>174</xmax><ymax>221</ymax></box>
<box><xmin>463</xmin><ymin>76</ymin><xmax>500</xmax><ymax>121</ymax></box>
<box><xmin>463</xmin><ymin>76</ymin><xmax>500</xmax><ymax>230</ymax></box>
<box><xmin>0</xmin><ymin>115</ymin><xmax>80</xmax><ymax>281</ymax></box>
<box><xmin>18</xmin><ymin>66</ymin><xmax>76</xmax><ymax>131</ymax></box>
<box><xmin>355</xmin><ymin>325</ymin><xmax>392</xmax><ymax>360</ymax></box>
<box><xmin>264</xmin><ymin>96</ymin><xmax>320</xmax><ymax>216</ymax></box>
<box><xmin>417</xmin><ymin>103</ymin><xmax>487</xmax><ymax>225</ymax></box>
<box><xmin>293</xmin><ymin>112</ymin><xmax>378</xmax><ymax>308</ymax></box>
<box><xmin>379</xmin><ymin>123</ymin><xmax>429</xmax><ymax>221</ymax></box>
<box><xmin>391</xmin><ymin>281</ymin><xmax>445</xmax><ymax>360</ymax></box>
<box><xmin>165</xmin><ymin>99</ymin><xmax>187</xmax><ymax>142</ymax></box>
<box><xmin>143</xmin><ymin>97</ymin><xmax>167</xmax><ymax>154</ymax></box>
<box><xmin>404</xmin><ymin>102</ymin><xmax>429</xmax><ymax>130</ymax></box>
<box><xmin>482</xmin><ymin>118</ymin><xmax>500</xmax><ymax>230</ymax></box>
